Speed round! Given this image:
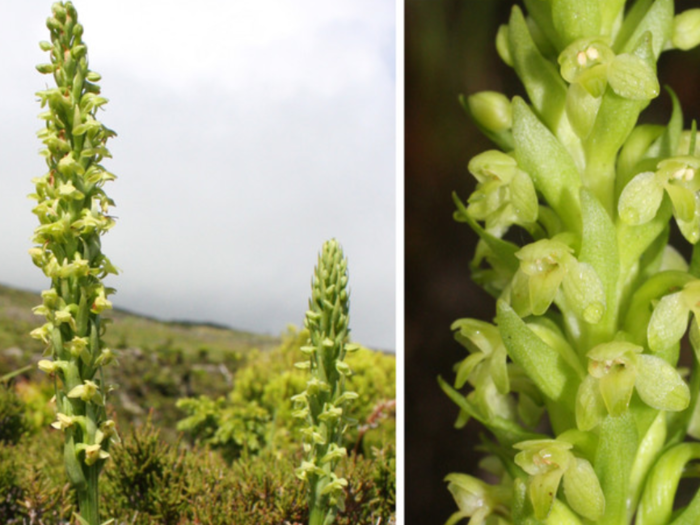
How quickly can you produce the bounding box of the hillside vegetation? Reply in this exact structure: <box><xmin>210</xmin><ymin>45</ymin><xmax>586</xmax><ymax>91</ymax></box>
<box><xmin>0</xmin><ymin>283</ymin><xmax>396</xmax><ymax>524</ymax></box>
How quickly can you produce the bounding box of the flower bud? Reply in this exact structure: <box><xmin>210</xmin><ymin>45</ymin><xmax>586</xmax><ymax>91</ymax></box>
<box><xmin>672</xmin><ymin>9</ymin><xmax>700</xmax><ymax>50</ymax></box>
<box><xmin>468</xmin><ymin>91</ymin><xmax>512</xmax><ymax>134</ymax></box>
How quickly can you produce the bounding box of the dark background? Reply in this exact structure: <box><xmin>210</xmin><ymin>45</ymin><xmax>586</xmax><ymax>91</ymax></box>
<box><xmin>404</xmin><ymin>1</ymin><xmax>700</xmax><ymax>523</ymax></box>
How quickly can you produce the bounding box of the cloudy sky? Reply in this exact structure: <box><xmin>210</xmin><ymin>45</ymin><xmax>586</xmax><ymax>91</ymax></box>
<box><xmin>0</xmin><ymin>1</ymin><xmax>396</xmax><ymax>350</ymax></box>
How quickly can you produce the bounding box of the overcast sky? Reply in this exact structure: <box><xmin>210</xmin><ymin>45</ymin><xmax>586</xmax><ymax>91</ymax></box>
<box><xmin>0</xmin><ymin>1</ymin><xmax>396</xmax><ymax>351</ymax></box>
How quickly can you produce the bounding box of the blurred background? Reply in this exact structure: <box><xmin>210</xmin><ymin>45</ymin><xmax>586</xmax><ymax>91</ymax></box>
<box><xmin>405</xmin><ymin>0</ymin><xmax>700</xmax><ymax>522</ymax></box>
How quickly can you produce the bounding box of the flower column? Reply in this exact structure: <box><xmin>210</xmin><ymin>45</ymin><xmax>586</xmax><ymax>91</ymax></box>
<box><xmin>31</xmin><ymin>3</ymin><xmax>119</xmax><ymax>524</ymax></box>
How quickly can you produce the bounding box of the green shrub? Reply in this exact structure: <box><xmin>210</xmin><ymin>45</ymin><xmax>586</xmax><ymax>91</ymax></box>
<box><xmin>0</xmin><ymin>386</ymin><xmax>27</xmax><ymax>445</ymax></box>
<box><xmin>0</xmin><ymin>428</ymin><xmax>74</xmax><ymax>524</ymax></box>
<box><xmin>177</xmin><ymin>327</ymin><xmax>396</xmax><ymax>460</ymax></box>
<box><xmin>102</xmin><ymin>418</ymin><xmax>189</xmax><ymax>524</ymax></box>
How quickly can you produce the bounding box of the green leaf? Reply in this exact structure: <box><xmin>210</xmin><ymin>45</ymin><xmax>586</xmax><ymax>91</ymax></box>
<box><xmin>496</xmin><ymin>300</ymin><xmax>579</xmax><ymax>406</ymax></box>
<box><xmin>552</xmin><ymin>0</ymin><xmax>602</xmax><ymax>45</ymax></box>
<box><xmin>637</xmin><ymin>443</ymin><xmax>700</xmax><ymax>525</ymax></box>
<box><xmin>648</xmin><ymin>88</ymin><xmax>684</xmax><ymax>160</ymax></box>
<box><xmin>600</xmin><ymin>0</ymin><xmax>627</xmax><ymax>37</ymax></box>
<box><xmin>579</xmin><ymin>189</ymin><xmax>618</xmax><ymax>335</ymax></box>
<box><xmin>512</xmin><ymin>98</ymin><xmax>581</xmax><ymax>232</ymax></box>
<box><xmin>618</xmin><ymin>0</ymin><xmax>674</xmax><ymax>59</ymax></box>
<box><xmin>616</xmin><ymin>124</ymin><xmax>664</xmax><ymax>196</ymax></box>
<box><xmin>511</xmin><ymin>169</ymin><xmax>539</xmax><ymax>223</ymax></box>
<box><xmin>453</xmin><ymin>193</ymin><xmax>520</xmax><ymax>274</ymax></box>
<box><xmin>595</xmin><ymin>413</ymin><xmax>638</xmax><ymax>525</ymax></box>
<box><xmin>508</xmin><ymin>7</ymin><xmax>569</xmax><ymax>136</ymax></box>
<box><xmin>437</xmin><ymin>376</ymin><xmax>538</xmax><ymax>446</ymax></box>
<box><xmin>636</xmin><ymin>354</ymin><xmax>690</xmax><ymax>411</ymax></box>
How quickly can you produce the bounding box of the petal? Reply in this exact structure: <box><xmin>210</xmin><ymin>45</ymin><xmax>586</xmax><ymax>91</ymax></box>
<box><xmin>454</xmin><ymin>353</ymin><xmax>486</xmax><ymax>389</ymax></box>
<box><xmin>576</xmin><ymin>375</ymin><xmax>607</xmax><ymax>431</ymax></box>
<box><xmin>618</xmin><ymin>171</ymin><xmax>665</xmax><ymax>225</ymax></box>
<box><xmin>599</xmin><ymin>365</ymin><xmax>637</xmax><ymax>416</ymax></box>
<box><xmin>561</xmin><ymin>261</ymin><xmax>606</xmax><ymax>324</ymax></box>
<box><xmin>665</xmin><ymin>182</ymin><xmax>697</xmax><ymax>223</ymax></box>
<box><xmin>562</xmin><ymin>458</ymin><xmax>606</xmax><ymax>521</ymax></box>
<box><xmin>607</xmin><ymin>53</ymin><xmax>660</xmax><ymax>100</ymax></box>
<box><xmin>529</xmin><ymin>265</ymin><xmax>567</xmax><ymax>315</ymax></box>
<box><xmin>510</xmin><ymin>169</ymin><xmax>539</xmax><ymax>224</ymax></box>
<box><xmin>648</xmin><ymin>292</ymin><xmax>689</xmax><ymax>353</ymax></box>
<box><xmin>529</xmin><ymin>469</ymin><xmax>565</xmax><ymax>520</ymax></box>
<box><xmin>490</xmin><ymin>345</ymin><xmax>510</xmax><ymax>394</ymax></box>
<box><xmin>636</xmin><ymin>354</ymin><xmax>690</xmax><ymax>411</ymax></box>
<box><xmin>676</xmin><ymin>193</ymin><xmax>700</xmax><ymax>244</ymax></box>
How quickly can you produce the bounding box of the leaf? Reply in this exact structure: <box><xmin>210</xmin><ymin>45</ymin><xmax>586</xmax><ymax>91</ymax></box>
<box><xmin>551</xmin><ymin>0</ymin><xmax>602</xmax><ymax>45</ymax></box>
<box><xmin>496</xmin><ymin>300</ymin><xmax>579</xmax><ymax>406</ymax></box>
<box><xmin>508</xmin><ymin>7</ymin><xmax>568</xmax><ymax>134</ymax></box>
<box><xmin>618</xmin><ymin>0</ymin><xmax>674</xmax><ymax>59</ymax></box>
<box><xmin>638</xmin><ymin>443</ymin><xmax>700</xmax><ymax>525</ymax></box>
<box><xmin>453</xmin><ymin>193</ymin><xmax>520</xmax><ymax>274</ymax></box>
<box><xmin>512</xmin><ymin>98</ymin><xmax>581</xmax><ymax>232</ymax></box>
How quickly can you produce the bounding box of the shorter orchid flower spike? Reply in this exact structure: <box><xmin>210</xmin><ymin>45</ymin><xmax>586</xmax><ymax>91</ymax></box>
<box><xmin>576</xmin><ymin>342</ymin><xmax>690</xmax><ymax>431</ymax></box>
<box><xmin>514</xmin><ymin>439</ymin><xmax>605</xmax><ymax>521</ymax></box>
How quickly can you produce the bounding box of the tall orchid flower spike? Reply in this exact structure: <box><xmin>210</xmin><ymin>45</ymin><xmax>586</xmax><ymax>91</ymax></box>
<box><xmin>31</xmin><ymin>3</ymin><xmax>119</xmax><ymax>524</ymax></box>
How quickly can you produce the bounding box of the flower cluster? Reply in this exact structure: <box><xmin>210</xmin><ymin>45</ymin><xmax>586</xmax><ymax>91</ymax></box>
<box><xmin>292</xmin><ymin>239</ymin><xmax>358</xmax><ymax>525</ymax></box>
<box><xmin>31</xmin><ymin>3</ymin><xmax>118</xmax><ymax>524</ymax></box>
<box><xmin>441</xmin><ymin>1</ymin><xmax>700</xmax><ymax>524</ymax></box>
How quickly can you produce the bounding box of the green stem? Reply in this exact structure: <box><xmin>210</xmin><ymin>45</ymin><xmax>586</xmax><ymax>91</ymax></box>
<box><xmin>78</xmin><ymin>464</ymin><xmax>99</xmax><ymax>525</ymax></box>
